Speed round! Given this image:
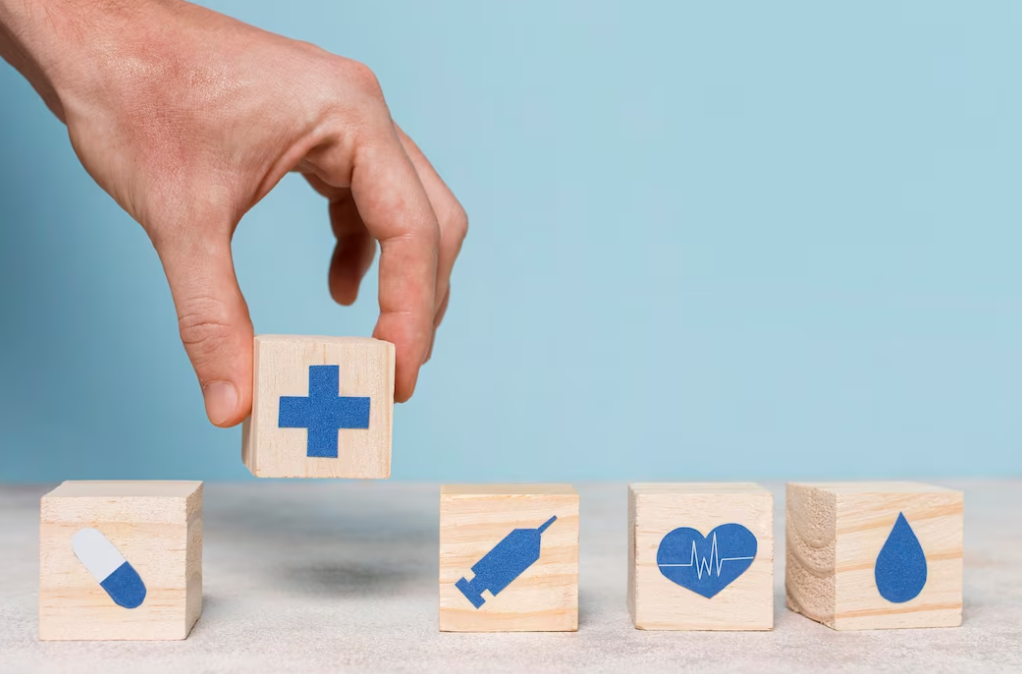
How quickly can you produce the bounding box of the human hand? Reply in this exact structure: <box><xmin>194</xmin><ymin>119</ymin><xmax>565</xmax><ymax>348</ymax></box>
<box><xmin>0</xmin><ymin>0</ymin><xmax>466</xmax><ymax>426</ymax></box>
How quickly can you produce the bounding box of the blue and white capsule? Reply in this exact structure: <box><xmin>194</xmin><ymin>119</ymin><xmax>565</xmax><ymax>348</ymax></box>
<box><xmin>71</xmin><ymin>528</ymin><xmax>147</xmax><ymax>609</ymax></box>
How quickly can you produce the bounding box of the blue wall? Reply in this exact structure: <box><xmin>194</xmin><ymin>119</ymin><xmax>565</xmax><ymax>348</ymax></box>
<box><xmin>1</xmin><ymin>1</ymin><xmax>1019</xmax><ymax>481</ymax></box>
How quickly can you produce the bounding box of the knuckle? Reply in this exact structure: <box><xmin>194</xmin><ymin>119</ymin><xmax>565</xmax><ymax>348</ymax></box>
<box><xmin>445</xmin><ymin>202</ymin><xmax>469</xmax><ymax>241</ymax></box>
<box><xmin>341</xmin><ymin>59</ymin><xmax>384</xmax><ymax>99</ymax></box>
<box><xmin>177</xmin><ymin>299</ymin><xmax>235</xmax><ymax>361</ymax></box>
<box><xmin>447</xmin><ymin>203</ymin><xmax>468</xmax><ymax>240</ymax></box>
<box><xmin>293</xmin><ymin>39</ymin><xmax>328</xmax><ymax>57</ymax></box>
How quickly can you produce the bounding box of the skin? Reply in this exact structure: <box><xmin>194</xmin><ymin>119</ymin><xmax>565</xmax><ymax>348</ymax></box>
<box><xmin>0</xmin><ymin>0</ymin><xmax>467</xmax><ymax>426</ymax></box>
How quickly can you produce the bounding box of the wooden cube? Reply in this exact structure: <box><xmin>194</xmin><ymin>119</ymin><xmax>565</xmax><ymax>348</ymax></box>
<box><xmin>439</xmin><ymin>484</ymin><xmax>579</xmax><ymax>632</ymax></box>
<box><xmin>242</xmin><ymin>335</ymin><xmax>394</xmax><ymax>478</ymax></box>
<box><xmin>39</xmin><ymin>480</ymin><xmax>203</xmax><ymax>640</ymax></box>
<box><xmin>785</xmin><ymin>481</ymin><xmax>963</xmax><ymax>630</ymax></box>
<box><xmin>628</xmin><ymin>483</ymin><xmax>774</xmax><ymax>630</ymax></box>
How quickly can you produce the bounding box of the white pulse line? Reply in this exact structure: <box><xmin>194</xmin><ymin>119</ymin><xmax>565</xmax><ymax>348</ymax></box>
<box><xmin>658</xmin><ymin>533</ymin><xmax>754</xmax><ymax>579</ymax></box>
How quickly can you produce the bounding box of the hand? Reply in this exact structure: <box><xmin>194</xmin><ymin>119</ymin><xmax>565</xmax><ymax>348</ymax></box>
<box><xmin>0</xmin><ymin>0</ymin><xmax>467</xmax><ymax>426</ymax></box>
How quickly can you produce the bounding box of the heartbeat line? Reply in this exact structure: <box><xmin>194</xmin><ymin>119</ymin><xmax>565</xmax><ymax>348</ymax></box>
<box><xmin>658</xmin><ymin>532</ymin><xmax>755</xmax><ymax>579</ymax></box>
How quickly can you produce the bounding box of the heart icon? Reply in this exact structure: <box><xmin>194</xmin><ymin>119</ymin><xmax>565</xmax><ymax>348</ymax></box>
<box><xmin>656</xmin><ymin>524</ymin><xmax>758</xmax><ymax>598</ymax></box>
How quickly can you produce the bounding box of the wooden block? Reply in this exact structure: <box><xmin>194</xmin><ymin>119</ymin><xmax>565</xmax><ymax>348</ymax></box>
<box><xmin>439</xmin><ymin>484</ymin><xmax>579</xmax><ymax>632</ymax></box>
<box><xmin>785</xmin><ymin>481</ymin><xmax>963</xmax><ymax>630</ymax></box>
<box><xmin>39</xmin><ymin>480</ymin><xmax>203</xmax><ymax>641</ymax></box>
<box><xmin>628</xmin><ymin>483</ymin><xmax>773</xmax><ymax>630</ymax></box>
<box><xmin>242</xmin><ymin>335</ymin><xmax>394</xmax><ymax>478</ymax></box>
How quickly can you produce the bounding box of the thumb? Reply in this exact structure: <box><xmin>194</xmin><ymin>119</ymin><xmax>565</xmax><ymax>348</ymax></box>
<box><xmin>156</xmin><ymin>232</ymin><xmax>253</xmax><ymax>428</ymax></box>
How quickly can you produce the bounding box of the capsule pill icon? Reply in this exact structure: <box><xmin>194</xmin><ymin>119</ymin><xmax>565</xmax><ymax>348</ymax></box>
<box><xmin>72</xmin><ymin>528</ymin><xmax>147</xmax><ymax>609</ymax></box>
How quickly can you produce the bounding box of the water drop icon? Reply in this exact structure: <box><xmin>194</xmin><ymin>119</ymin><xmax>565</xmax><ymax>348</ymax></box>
<box><xmin>874</xmin><ymin>512</ymin><xmax>927</xmax><ymax>603</ymax></box>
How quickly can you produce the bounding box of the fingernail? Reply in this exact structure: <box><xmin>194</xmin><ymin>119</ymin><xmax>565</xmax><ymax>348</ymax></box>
<box><xmin>202</xmin><ymin>381</ymin><xmax>238</xmax><ymax>426</ymax></box>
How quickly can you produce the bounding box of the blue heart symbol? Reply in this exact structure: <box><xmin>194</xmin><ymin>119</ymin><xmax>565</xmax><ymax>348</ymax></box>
<box><xmin>657</xmin><ymin>524</ymin><xmax>758</xmax><ymax>598</ymax></box>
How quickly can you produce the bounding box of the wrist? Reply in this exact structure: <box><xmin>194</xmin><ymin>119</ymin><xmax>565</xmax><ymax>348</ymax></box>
<box><xmin>0</xmin><ymin>0</ymin><xmax>62</xmax><ymax>116</ymax></box>
<box><xmin>0</xmin><ymin>0</ymin><xmax>184</xmax><ymax>121</ymax></box>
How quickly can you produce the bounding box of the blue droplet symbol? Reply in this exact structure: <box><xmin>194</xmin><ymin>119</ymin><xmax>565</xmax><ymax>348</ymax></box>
<box><xmin>875</xmin><ymin>512</ymin><xmax>927</xmax><ymax>603</ymax></box>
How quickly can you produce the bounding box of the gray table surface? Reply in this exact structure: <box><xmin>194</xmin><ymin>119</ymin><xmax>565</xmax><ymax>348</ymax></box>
<box><xmin>1</xmin><ymin>480</ymin><xmax>1019</xmax><ymax>674</ymax></box>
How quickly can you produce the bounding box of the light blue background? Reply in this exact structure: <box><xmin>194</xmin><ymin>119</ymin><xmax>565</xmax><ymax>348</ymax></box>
<box><xmin>0</xmin><ymin>1</ymin><xmax>1019</xmax><ymax>482</ymax></box>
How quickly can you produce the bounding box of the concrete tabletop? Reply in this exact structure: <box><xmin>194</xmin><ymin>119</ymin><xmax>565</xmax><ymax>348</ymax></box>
<box><xmin>1</xmin><ymin>481</ymin><xmax>1019</xmax><ymax>674</ymax></box>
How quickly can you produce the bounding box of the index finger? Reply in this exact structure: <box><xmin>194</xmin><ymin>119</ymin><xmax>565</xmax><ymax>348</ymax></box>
<box><xmin>349</xmin><ymin>128</ymin><xmax>440</xmax><ymax>402</ymax></box>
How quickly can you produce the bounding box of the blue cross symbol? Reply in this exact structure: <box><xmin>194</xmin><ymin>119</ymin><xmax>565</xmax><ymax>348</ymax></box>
<box><xmin>278</xmin><ymin>365</ymin><xmax>371</xmax><ymax>458</ymax></box>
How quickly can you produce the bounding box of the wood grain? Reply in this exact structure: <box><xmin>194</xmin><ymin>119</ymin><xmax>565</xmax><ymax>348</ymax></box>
<box><xmin>785</xmin><ymin>481</ymin><xmax>963</xmax><ymax>630</ymax></box>
<box><xmin>439</xmin><ymin>485</ymin><xmax>579</xmax><ymax>632</ymax></box>
<box><xmin>628</xmin><ymin>483</ymin><xmax>773</xmax><ymax>631</ymax></box>
<box><xmin>242</xmin><ymin>335</ymin><xmax>394</xmax><ymax>478</ymax></box>
<box><xmin>39</xmin><ymin>480</ymin><xmax>202</xmax><ymax>641</ymax></box>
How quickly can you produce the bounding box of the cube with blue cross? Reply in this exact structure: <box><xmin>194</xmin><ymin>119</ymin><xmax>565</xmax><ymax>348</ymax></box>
<box><xmin>242</xmin><ymin>335</ymin><xmax>395</xmax><ymax>478</ymax></box>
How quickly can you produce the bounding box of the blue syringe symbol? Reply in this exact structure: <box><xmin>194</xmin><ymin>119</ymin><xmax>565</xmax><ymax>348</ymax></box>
<box><xmin>455</xmin><ymin>515</ymin><xmax>558</xmax><ymax>609</ymax></box>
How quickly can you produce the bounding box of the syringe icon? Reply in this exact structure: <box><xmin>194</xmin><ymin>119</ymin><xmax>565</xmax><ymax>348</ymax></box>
<box><xmin>455</xmin><ymin>515</ymin><xmax>558</xmax><ymax>609</ymax></box>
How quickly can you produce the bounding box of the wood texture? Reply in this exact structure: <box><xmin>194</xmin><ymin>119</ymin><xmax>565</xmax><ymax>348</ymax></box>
<box><xmin>628</xmin><ymin>483</ymin><xmax>773</xmax><ymax>631</ymax></box>
<box><xmin>242</xmin><ymin>335</ymin><xmax>394</xmax><ymax>478</ymax></box>
<box><xmin>39</xmin><ymin>480</ymin><xmax>203</xmax><ymax>641</ymax></box>
<box><xmin>786</xmin><ymin>481</ymin><xmax>963</xmax><ymax>630</ymax></box>
<box><xmin>439</xmin><ymin>484</ymin><xmax>579</xmax><ymax>632</ymax></box>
